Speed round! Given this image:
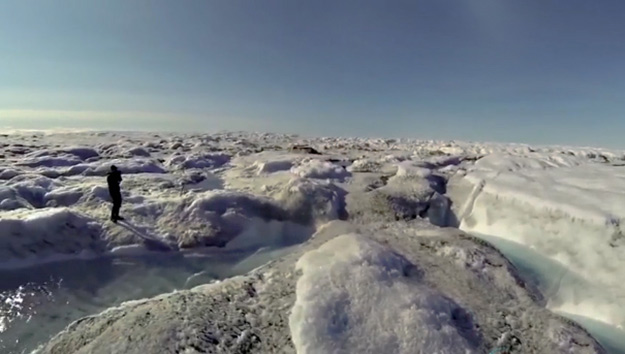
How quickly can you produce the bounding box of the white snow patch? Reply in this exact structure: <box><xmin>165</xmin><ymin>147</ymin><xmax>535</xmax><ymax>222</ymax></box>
<box><xmin>166</xmin><ymin>153</ymin><xmax>230</xmax><ymax>170</ymax></box>
<box><xmin>395</xmin><ymin>161</ymin><xmax>433</xmax><ymax>178</ymax></box>
<box><xmin>44</xmin><ymin>186</ymin><xmax>84</xmax><ymax>207</ymax></box>
<box><xmin>472</xmin><ymin>153</ymin><xmax>582</xmax><ymax>172</ymax></box>
<box><xmin>291</xmin><ymin>159</ymin><xmax>351</xmax><ymax>181</ymax></box>
<box><xmin>346</xmin><ymin>158</ymin><xmax>382</xmax><ymax>173</ymax></box>
<box><xmin>290</xmin><ymin>233</ymin><xmax>477</xmax><ymax>354</ymax></box>
<box><xmin>253</xmin><ymin>159</ymin><xmax>293</xmax><ymax>175</ymax></box>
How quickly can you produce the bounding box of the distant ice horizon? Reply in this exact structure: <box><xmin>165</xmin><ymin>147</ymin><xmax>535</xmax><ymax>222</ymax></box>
<box><xmin>1</xmin><ymin>124</ymin><xmax>623</xmax><ymax>153</ymax></box>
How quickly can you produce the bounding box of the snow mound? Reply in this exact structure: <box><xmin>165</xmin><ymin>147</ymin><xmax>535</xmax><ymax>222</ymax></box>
<box><xmin>62</xmin><ymin>147</ymin><xmax>100</xmax><ymax>160</ymax></box>
<box><xmin>126</xmin><ymin>147</ymin><xmax>151</xmax><ymax>157</ymax></box>
<box><xmin>347</xmin><ymin>158</ymin><xmax>382</xmax><ymax>173</ymax></box>
<box><xmin>0</xmin><ymin>187</ymin><xmax>29</xmax><ymax>210</ymax></box>
<box><xmin>166</xmin><ymin>190</ymin><xmax>289</xmax><ymax>248</ymax></box>
<box><xmin>16</xmin><ymin>155</ymin><xmax>83</xmax><ymax>168</ymax></box>
<box><xmin>87</xmin><ymin>159</ymin><xmax>166</xmax><ymax>176</ymax></box>
<box><xmin>166</xmin><ymin>153</ymin><xmax>230</xmax><ymax>170</ymax></box>
<box><xmin>254</xmin><ymin>159</ymin><xmax>293</xmax><ymax>175</ymax></box>
<box><xmin>277</xmin><ymin>178</ymin><xmax>348</xmax><ymax>224</ymax></box>
<box><xmin>0</xmin><ymin>175</ymin><xmax>57</xmax><ymax>210</ymax></box>
<box><xmin>291</xmin><ymin>159</ymin><xmax>351</xmax><ymax>181</ymax></box>
<box><xmin>290</xmin><ymin>233</ymin><xmax>478</xmax><ymax>354</ymax></box>
<box><xmin>0</xmin><ymin>168</ymin><xmax>22</xmax><ymax>180</ymax></box>
<box><xmin>0</xmin><ymin>208</ymin><xmax>105</xmax><ymax>267</ymax></box>
<box><xmin>43</xmin><ymin>186</ymin><xmax>84</xmax><ymax>207</ymax></box>
<box><xmin>347</xmin><ymin>174</ymin><xmax>436</xmax><ymax>222</ymax></box>
<box><xmin>186</xmin><ymin>190</ymin><xmax>285</xmax><ymax>221</ymax></box>
<box><xmin>395</xmin><ymin>161</ymin><xmax>433</xmax><ymax>178</ymax></box>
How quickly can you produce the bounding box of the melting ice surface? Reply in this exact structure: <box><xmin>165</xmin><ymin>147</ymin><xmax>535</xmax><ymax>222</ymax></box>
<box><xmin>474</xmin><ymin>233</ymin><xmax>625</xmax><ymax>354</ymax></box>
<box><xmin>0</xmin><ymin>246</ymin><xmax>296</xmax><ymax>354</ymax></box>
<box><xmin>455</xmin><ymin>155</ymin><xmax>625</xmax><ymax>353</ymax></box>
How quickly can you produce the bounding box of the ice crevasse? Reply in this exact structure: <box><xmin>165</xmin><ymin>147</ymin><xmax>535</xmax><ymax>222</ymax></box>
<box><xmin>454</xmin><ymin>154</ymin><xmax>625</xmax><ymax>328</ymax></box>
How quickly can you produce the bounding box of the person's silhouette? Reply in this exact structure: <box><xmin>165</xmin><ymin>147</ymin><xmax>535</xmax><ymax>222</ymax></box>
<box><xmin>107</xmin><ymin>165</ymin><xmax>124</xmax><ymax>222</ymax></box>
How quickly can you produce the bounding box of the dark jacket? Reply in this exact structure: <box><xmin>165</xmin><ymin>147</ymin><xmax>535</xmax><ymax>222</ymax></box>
<box><xmin>107</xmin><ymin>170</ymin><xmax>122</xmax><ymax>197</ymax></box>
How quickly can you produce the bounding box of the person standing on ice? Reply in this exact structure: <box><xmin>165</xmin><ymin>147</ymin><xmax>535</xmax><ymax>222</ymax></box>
<box><xmin>107</xmin><ymin>165</ymin><xmax>124</xmax><ymax>223</ymax></box>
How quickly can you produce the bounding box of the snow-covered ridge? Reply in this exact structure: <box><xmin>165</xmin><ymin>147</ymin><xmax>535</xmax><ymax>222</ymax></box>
<box><xmin>451</xmin><ymin>153</ymin><xmax>625</xmax><ymax>331</ymax></box>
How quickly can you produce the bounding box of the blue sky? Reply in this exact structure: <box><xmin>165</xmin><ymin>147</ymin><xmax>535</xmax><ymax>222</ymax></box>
<box><xmin>1</xmin><ymin>0</ymin><xmax>625</xmax><ymax>147</ymax></box>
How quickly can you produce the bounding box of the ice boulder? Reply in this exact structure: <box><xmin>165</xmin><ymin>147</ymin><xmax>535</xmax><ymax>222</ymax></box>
<box><xmin>291</xmin><ymin>159</ymin><xmax>351</xmax><ymax>181</ymax></box>
<box><xmin>347</xmin><ymin>158</ymin><xmax>383</xmax><ymax>173</ymax></box>
<box><xmin>277</xmin><ymin>178</ymin><xmax>348</xmax><ymax>224</ymax></box>
<box><xmin>163</xmin><ymin>190</ymin><xmax>287</xmax><ymax>249</ymax></box>
<box><xmin>253</xmin><ymin>159</ymin><xmax>293</xmax><ymax>175</ymax></box>
<box><xmin>395</xmin><ymin>161</ymin><xmax>433</xmax><ymax>178</ymax></box>
<box><xmin>347</xmin><ymin>175</ymin><xmax>434</xmax><ymax>222</ymax></box>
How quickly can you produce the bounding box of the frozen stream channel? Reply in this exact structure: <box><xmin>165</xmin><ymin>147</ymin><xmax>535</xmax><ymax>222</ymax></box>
<box><xmin>0</xmin><ymin>246</ymin><xmax>296</xmax><ymax>354</ymax></box>
<box><xmin>474</xmin><ymin>233</ymin><xmax>625</xmax><ymax>354</ymax></box>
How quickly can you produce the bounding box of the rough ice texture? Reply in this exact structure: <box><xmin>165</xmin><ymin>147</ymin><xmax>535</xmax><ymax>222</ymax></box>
<box><xmin>254</xmin><ymin>159</ymin><xmax>293</xmax><ymax>174</ymax></box>
<box><xmin>395</xmin><ymin>161</ymin><xmax>434</xmax><ymax>178</ymax></box>
<box><xmin>125</xmin><ymin>147</ymin><xmax>151</xmax><ymax>157</ymax></box>
<box><xmin>36</xmin><ymin>222</ymin><xmax>604</xmax><ymax>354</ymax></box>
<box><xmin>291</xmin><ymin>159</ymin><xmax>351</xmax><ymax>181</ymax></box>
<box><xmin>62</xmin><ymin>147</ymin><xmax>100</xmax><ymax>160</ymax></box>
<box><xmin>0</xmin><ymin>131</ymin><xmax>622</xmax><ymax>353</ymax></box>
<box><xmin>277</xmin><ymin>178</ymin><xmax>348</xmax><ymax>224</ymax></box>
<box><xmin>290</xmin><ymin>233</ymin><xmax>478</xmax><ymax>354</ymax></box>
<box><xmin>0</xmin><ymin>209</ymin><xmax>105</xmax><ymax>267</ymax></box>
<box><xmin>166</xmin><ymin>152</ymin><xmax>230</xmax><ymax>170</ymax></box>
<box><xmin>87</xmin><ymin>158</ymin><xmax>167</xmax><ymax>176</ymax></box>
<box><xmin>452</xmin><ymin>154</ymin><xmax>625</xmax><ymax>329</ymax></box>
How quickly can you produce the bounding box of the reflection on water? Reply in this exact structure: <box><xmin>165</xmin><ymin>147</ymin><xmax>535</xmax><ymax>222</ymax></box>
<box><xmin>473</xmin><ymin>233</ymin><xmax>625</xmax><ymax>354</ymax></box>
<box><xmin>0</xmin><ymin>246</ymin><xmax>296</xmax><ymax>354</ymax></box>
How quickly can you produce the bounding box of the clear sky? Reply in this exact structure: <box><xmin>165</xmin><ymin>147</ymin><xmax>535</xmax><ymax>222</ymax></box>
<box><xmin>1</xmin><ymin>0</ymin><xmax>625</xmax><ymax>147</ymax></box>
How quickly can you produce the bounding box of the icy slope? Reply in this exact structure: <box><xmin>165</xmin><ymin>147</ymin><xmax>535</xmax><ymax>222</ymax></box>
<box><xmin>453</xmin><ymin>153</ymin><xmax>625</xmax><ymax>329</ymax></box>
<box><xmin>0</xmin><ymin>209</ymin><xmax>105</xmax><ymax>268</ymax></box>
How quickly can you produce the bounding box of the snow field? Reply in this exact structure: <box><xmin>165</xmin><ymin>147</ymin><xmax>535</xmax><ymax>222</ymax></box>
<box><xmin>290</xmin><ymin>233</ymin><xmax>478</xmax><ymax>354</ymax></box>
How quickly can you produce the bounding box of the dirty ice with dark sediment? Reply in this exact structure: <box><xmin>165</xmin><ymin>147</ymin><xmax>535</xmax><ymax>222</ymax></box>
<box><xmin>1</xmin><ymin>131</ymin><xmax>624</xmax><ymax>353</ymax></box>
